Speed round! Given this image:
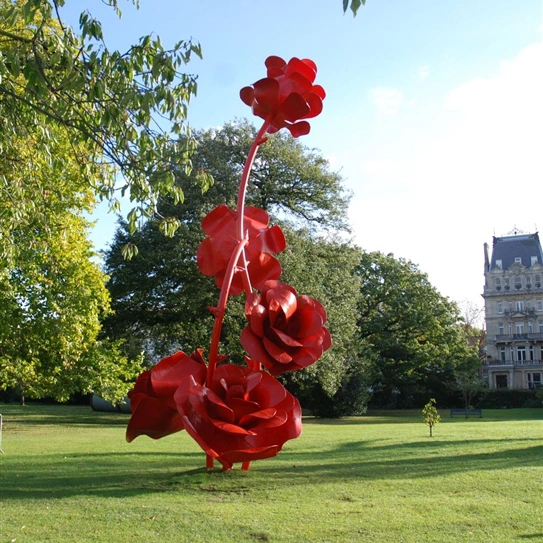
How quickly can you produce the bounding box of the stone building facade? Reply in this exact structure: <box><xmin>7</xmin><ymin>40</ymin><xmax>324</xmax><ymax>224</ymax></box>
<box><xmin>482</xmin><ymin>232</ymin><xmax>543</xmax><ymax>389</ymax></box>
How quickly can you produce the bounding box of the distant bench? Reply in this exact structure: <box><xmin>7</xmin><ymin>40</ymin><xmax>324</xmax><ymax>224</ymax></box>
<box><xmin>450</xmin><ymin>408</ymin><xmax>482</xmax><ymax>418</ymax></box>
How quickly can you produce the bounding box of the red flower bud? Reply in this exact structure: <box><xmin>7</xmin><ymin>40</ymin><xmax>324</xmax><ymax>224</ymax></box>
<box><xmin>241</xmin><ymin>281</ymin><xmax>332</xmax><ymax>375</ymax></box>
<box><xmin>240</xmin><ymin>56</ymin><xmax>326</xmax><ymax>138</ymax></box>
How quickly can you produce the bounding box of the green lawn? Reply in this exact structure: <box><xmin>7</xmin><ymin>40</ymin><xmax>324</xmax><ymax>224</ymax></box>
<box><xmin>1</xmin><ymin>404</ymin><xmax>542</xmax><ymax>543</ymax></box>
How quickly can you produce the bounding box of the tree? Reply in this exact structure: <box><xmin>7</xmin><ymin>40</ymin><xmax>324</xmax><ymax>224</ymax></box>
<box><xmin>275</xmin><ymin>227</ymin><xmax>364</xmax><ymax>416</ymax></box>
<box><xmin>103</xmin><ymin>120</ymin><xmax>351</xmax><ymax>353</ymax></box>
<box><xmin>422</xmin><ymin>398</ymin><xmax>441</xmax><ymax>437</ymax></box>
<box><xmin>357</xmin><ymin>251</ymin><xmax>473</xmax><ymax>408</ymax></box>
<box><xmin>102</xmin><ymin>121</ymin><xmax>359</xmax><ymax>408</ymax></box>
<box><xmin>454</xmin><ymin>364</ymin><xmax>485</xmax><ymax>417</ymax></box>
<box><xmin>0</xmin><ymin>120</ymin><xmax>143</xmax><ymax>404</ymax></box>
<box><xmin>0</xmin><ymin>0</ymin><xmax>210</xmax><ymax>237</ymax></box>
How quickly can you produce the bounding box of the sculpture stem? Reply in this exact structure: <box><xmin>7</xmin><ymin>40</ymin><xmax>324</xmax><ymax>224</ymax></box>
<box><xmin>235</xmin><ymin>117</ymin><xmax>272</xmax><ymax>295</ymax></box>
<box><xmin>206</xmin><ymin>117</ymin><xmax>271</xmax><ymax>385</ymax></box>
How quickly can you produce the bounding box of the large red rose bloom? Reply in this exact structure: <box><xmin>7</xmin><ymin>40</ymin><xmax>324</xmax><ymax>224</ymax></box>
<box><xmin>174</xmin><ymin>363</ymin><xmax>301</xmax><ymax>471</ymax></box>
<box><xmin>241</xmin><ymin>280</ymin><xmax>332</xmax><ymax>375</ymax></box>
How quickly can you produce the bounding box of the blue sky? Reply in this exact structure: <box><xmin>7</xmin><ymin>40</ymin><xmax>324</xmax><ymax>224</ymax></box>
<box><xmin>64</xmin><ymin>0</ymin><xmax>543</xmax><ymax>311</ymax></box>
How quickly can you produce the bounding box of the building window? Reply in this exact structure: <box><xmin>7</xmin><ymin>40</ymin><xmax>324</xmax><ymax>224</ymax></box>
<box><xmin>516</xmin><ymin>301</ymin><xmax>524</xmax><ymax>312</ymax></box>
<box><xmin>514</xmin><ymin>276</ymin><xmax>522</xmax><ymax>289</ymax></box>
<box><xmin>497</xmin><ymin>302</ymin><xmax>504</xmax><ymax>314</ymax></box>
<box><xmin>504</xmin><ymin>278</ymin><xmax>510</xmax><ymax>290</ymax></box>
<box><xmin>536</xmin><ymin>275</ymin><xmax>542</xmax><ymax>288</ymax></box>
<box><xmin>527</xmin><ymin>373</ymin><xmax>541</xmax><ymax>389</ymax></box>
<box><xmin>496</xmin><ymin>259</ymin><xmax>503</xmax><ymax>269</ymax></box>
<box><xmin>539</xmin><ymin>322</ymin><xmax>543</xmax><ymax>334</ymax></box>
<box><xmin>537</xmin><ymin>300</ymin><xmax>543</xmax><ymax>311</ymax></box>
<box><xmin>508</xmin><ymin>323</ymin><xmax>513</xmax><ymax>335</ymax></box>
<box><xmin>529</xmin><ymin>346</ymin><xmax>535</xmax><ymax>360</ymax></box>
<box><xmin>526</xmin><ymin>276</ymin><xmax>532</xmax><ymax>289</ymax></box>
<box><xmin>499</xmin><ymin>347</ymin><xmax>506</xmax><ymax>361</ymax></box>
<box><xmin>528</xmin><ymin>321</ymin><xmax>534</xmax><ymax>333</ymax></box>
<box><xmin>531</xmin><ymin>256</ymin><xmax>539</xmax><ymax>266</ymax></box>
<box><xmin>496</xmin><ymin>375</ymin><xmax>508</xmax><ymax>388</ymax></box>
<box><xmin>517</xmin><ymin>347</ymin><xmax>527</xmax><ymax>362</ymax></box>
<box><xmin>515</xmin><ymin>322</ymin><xmax>524</xmax><ymax>334</ymax></box>
<box><xmin>495</xmin><ymin>278</ymin><xmax>501</xmax><ymax>291</ymax></box>
<box><xmin>515</xmin><ymin>257</ymin><xmax>522</xmax><ymax>264</ymax></box>
<box><xmin>498</xmin><ymin>323</ymin><xmax>504</xmax><ymax>335</ymax></box>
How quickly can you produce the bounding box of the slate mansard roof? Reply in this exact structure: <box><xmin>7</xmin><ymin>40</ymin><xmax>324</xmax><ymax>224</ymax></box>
<box><xmin>490</xmin><ymin>232</ymin><xmax>543</xmax><ymax>271</ymax></box>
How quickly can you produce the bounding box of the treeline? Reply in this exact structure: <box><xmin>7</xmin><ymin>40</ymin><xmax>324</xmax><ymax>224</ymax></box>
<box><xmin>101</xmin><ymin>122</ymin><xmax>483</xmax><ymax>415</ymax></box>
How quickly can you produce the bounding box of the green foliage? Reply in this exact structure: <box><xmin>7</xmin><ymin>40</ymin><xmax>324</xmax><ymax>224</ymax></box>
<box><xmin>0</xmin><ymin>0</ymin><xmax>205</xmax><ymax>235</ymax></box>
<box><xmin>422</xmin><ymin>398</ymin><xmax>441</xmax><ymax>436</ymax></box>
<box><xmin>357</xmin><ymin>251</ymin><xmax>475</xmax><ymax>408</ymax></box>
<box><xmin>454</xmin><ymin>358</ymin><xmax>486</xmax><ymax>412</ymax></box>
<box><xmin>479</xmin><ymin>389</ymin><xmax>540</xmax><ymax>409</ymax></box>
<box><xmin>0</xmin><ymin>210</ymin><xmax>110</xmax><ymax>402</ymax></box>
<box><xmin>277</xmin><ymin>227</ymin><xmax>366</xmax><ymax>414</ymax></box>
<box><xmin>343</xmin><ymin>0</ymin><xmax>366</xmax><ymax>16</ymax></box>
<box><xmin>0</xmin><ymin>104</ymin><xmax>142</xmax><ymax>403</ymax></box>
<box><xmin>103</xmin><ymin>122</ymin><xmax>358</xmax><ymax>407</ymax></box>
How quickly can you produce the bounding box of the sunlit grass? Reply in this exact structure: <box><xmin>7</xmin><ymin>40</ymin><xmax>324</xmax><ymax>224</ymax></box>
<box><xmin>1</xmin><ymin>404</ymin><xmax>542</xmax><ymax>542</ymax></box>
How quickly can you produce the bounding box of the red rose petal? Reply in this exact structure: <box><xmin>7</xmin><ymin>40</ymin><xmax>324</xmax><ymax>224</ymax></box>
<box><xmin>126</xmin><ymin>396</ymin><xmax>184</xmax><ymax>442</ymax></box>
<box><xmin>263</xmin><ymin>336</ymin><xmax>293</xmax><ymax>364</ymax></box>
<box><xmin>253</xmin><ymin>77</ymin><xmax>280</xmax><ymax>110</ymax></box>
<box><xmin>240</xmin><ymin>327</ymin><xmax>276</xmax><ymax>368</ymax></box>
<box><xmin>286</xmin><ymin>121</ymin><xmax>311</xmax><ymax>138</ymax></box>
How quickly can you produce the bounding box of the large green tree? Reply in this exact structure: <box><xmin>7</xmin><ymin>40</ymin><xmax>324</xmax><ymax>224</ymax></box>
<box><xmin>356</xmin><ymin>251</ymin><xmax>476</xmax><ymax>408</ymax></box>
<box><xmin>0</xmin><ymin>0</ymin><xmax>209</xmax><ymax>238</ymax></box>
<box><xmin>0</xmin><ymin>114</ymin><xmax>143</xmax><ymax>404</ymax></box>
<box><xmin>102</xmin><ymin>121</ymin><xmax>358</xmax><ymax>403</ymax></box>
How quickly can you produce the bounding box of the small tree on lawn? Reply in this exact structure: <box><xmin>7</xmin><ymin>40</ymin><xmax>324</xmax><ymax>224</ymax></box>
<box><xmin>422</xmin><ymin>398</ymin><xmax>441</xmax><ymax>437</ymax></box>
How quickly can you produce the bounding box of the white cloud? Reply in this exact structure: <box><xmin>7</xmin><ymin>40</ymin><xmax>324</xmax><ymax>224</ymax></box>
<box><xmin>370</xmin><ymin>87</ymin><xmax>403</xmax><ymax>117</ymax></box>
<box><xmin>350</xmin><ymin>39</ymin><xmax>543</xmax><ymax>307</ymax></box>
<box><xmin>417</xmin><ymin>65</ymin><xmax>430</xmax><ymax>80</ymax></box>
<box><xmin>361</xmin><ymin>159</ymin><xmax>398</xmax><ymax>176</ymax></box>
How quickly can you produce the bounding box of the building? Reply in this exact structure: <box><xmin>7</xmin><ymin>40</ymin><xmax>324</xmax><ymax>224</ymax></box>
<box><xmin>482</xmin><ymin>232</ymin><xmax>543</xmax><ymax>390</ymax></box>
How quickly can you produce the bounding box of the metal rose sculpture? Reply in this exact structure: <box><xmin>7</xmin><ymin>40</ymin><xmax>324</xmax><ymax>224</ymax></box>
<box><xmin>126</xmin><ymin>56</ymin><xmax>330</xmax><ymax>471</ymax></box>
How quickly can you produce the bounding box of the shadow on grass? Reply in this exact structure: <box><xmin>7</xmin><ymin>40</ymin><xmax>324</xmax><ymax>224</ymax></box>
<box><xmin>2</xmin><ymin>435</ymin><xmax>542</xmax><ymax>501</ymax></box>
<box><xmin>1</xmin><ymin>405</ymin><xmax>130</xmax><ymax>427</ymax></box>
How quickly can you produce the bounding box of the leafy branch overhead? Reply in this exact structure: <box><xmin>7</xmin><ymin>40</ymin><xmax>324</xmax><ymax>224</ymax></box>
<box><xmin>0</xmin><ymin>0</ymin><xmax>212</xmax><ymax>235</ymax></box>
<box><xmin>343</xmin><ymin>0</ymin><xmax>366</xmax><ymax>16</ymax></box>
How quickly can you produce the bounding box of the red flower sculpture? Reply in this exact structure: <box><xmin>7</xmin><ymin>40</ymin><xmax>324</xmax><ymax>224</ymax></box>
<box><xmin>197</xmin><ymin>204</ymin><xmax>286</xmax><ymax>295</ymax></box>
<box><xmin>174</xmin><ymin>363</ymin><xmax>301</xmax><ymax>471</ymax></box>
<box><xmin>240</xmin><ymin>56</ymin><xmax>326</xmax><ymax>137</ymax></box>
<box><xmin>126</xmin><ymin>350</ymin><xmax>207</xmax><ymax>442</ymax></box>
<box><xmin>126</xmin><ymin>55</ymin><xmax>329</xmax><ymax>471</ymax></box>
<box><xmin>240</xmin><ymin>281</ymin><xmax>332</xmax><ymax>376</ymax></box>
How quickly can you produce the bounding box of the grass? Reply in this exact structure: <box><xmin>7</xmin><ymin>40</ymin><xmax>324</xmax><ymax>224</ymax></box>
<box><xmin>1</xmin><ymin>405</ymin><xmax>542</xmax><ymax>543</ymax></box>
